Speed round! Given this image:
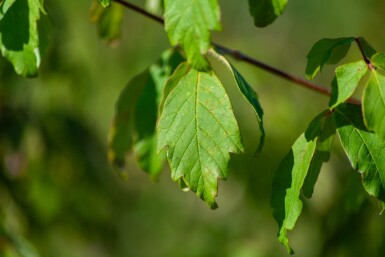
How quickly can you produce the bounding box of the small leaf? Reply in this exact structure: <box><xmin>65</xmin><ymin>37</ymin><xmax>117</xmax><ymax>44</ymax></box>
<box><xmin>108</xmin><ymin>49</ymin><xmax>183</xmax><ymax>178</ymax></box>
<box><xmin>335</xmin><ymin>104</ymin><xmax>385</xmax><ymax>209</ymax></box>
<box><xmin>363</xmin><ymin>71</ymin><xmax>385</xmax><ymax>142</ymax></box>
<box><xmin>248</xmin><ymin>0</ymin><xmax>287</xmax><ymax>27</ymax></box>
<box><xmin>157</xmin><ymin>62</ymin><xmax>244</xmax><ymax>209</ymax></box>
<box><xmin>371</xmin><ymin>52</ymin><xmax>385</xmax><ymax>71</ymax></box>
<box><xmin>306</xmin><ymin>37</ymin><xmax>354</xmax><ymax>79</ymax></box>
<box><xmin>98</xmin><ymin>0</ymin><xmax>111</xmax><ymax>8</ymax></box>
<box><xmin>90</xmin><ymin>1</ymin><xmax>123</xmax><ymax>45</ymax></box>
<box><xmin>0</xmin><ymin>0</ymin><xmax>43</xmax><ymax>77</ymax></box>
<box><xmin>164</xmin><ymin>0</ymin><xmax>221</xmax><ymax>70</ymax></box>
<box><xmin>206</xmin><ymin>49</ymin><xmax>265</xmax><ymax>155</ymax></box>
<box><xmin>329</xmin><ymin>61</ymin><xmax>368</xmax><ymax>109</ymax></box>
<box><xmin>271</xmin><ymin>112</ymin><xmax>328</xmax><ymax>254</ymax></box>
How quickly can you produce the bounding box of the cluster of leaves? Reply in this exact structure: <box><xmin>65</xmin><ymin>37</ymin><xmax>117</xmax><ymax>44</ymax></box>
<box><xmin>106</xmin><ymin>0</ymin><xmax>266</xmax><ymax>209</ymax></box>
<box><xmin>3</xmin><ymin>0</ymin><xmax>385</xmax><ymax>255</ymax></box>
<box><xmin>273</xmin><ymin>37</ymin><xmax>385</xmax><ymax>253</ymax></box>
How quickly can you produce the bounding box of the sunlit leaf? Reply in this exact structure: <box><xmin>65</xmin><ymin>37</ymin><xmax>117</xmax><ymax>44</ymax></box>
<box><xmin>329</xmin><ymin>61</ymin><xmax>368</xmax><ymax>109</ymax></box>
<box><xmin>108</xmin><ymin>49</ymin><xmax>183</xmax><ymax>178</ymax></box>
<box><xmin>271</xmin><ymin>112</ymin><xmax>328</xmax><ymax>254</ymax></box>
<box><xmin>157</xmin><ymin>62</ymin><xmax>244</xmax><ymax>209</ymax></box>
<box><xmin>248</xmin><ymin>0</ymin><xmax>287</xmax><ymax>27</ymax></box>
<box><xmin>335</xmin><ymin>104</ymin><xmax>385</xmax><ymax>210</ymax></box>
<box><xmin>363</xmin><ymin>71</ymin><xmax>385</xmax><ymax>142</ymax></box>
<box><xmin>164</xmin><ymin>0</ymin><xmax>221</xmax><ymax>70</ymax></box>
<box><xmin>306</xmin><ymin>37</ymin><xmax>354</xmax><ymax>79</ymax></box>
<box><xmin>90</xmin><ymin>0</ymin><xmax>123</xmax><ymax>45</ymax></box>
<box><xmin>0</xmin><ymin>0</ymin><xmax>43</xmax><ymax>77</ymax></box>
<box><xmin>207</xmin><ymin>49</ymin><xmax>265</xmax><ymax>155</ymax></box>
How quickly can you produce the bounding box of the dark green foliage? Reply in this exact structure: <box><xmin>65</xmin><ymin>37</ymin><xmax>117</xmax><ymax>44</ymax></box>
<box><xmin>306</xmin><ymin>37</ymin><xmax>354</xmax><ymax>79</ymax></box>
<box><xmin>248</xmin><ymin>0</ymin><xmax>287</xmax><ymax>27</ymax></box>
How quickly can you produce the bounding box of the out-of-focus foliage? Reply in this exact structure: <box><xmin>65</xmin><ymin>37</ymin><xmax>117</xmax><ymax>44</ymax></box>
<box><xmin>2</xmin><ymin>0</ymin><xmax>385</xmax><ymax>257</ymax></box>
<box><xmin>248</xmin><ymin>0</ymin><xmax>287</xmax><ymax>27</ymax></box>
<box><xmin>90</xmin><ymin>0</ymin><xmax>124</xmax><ymax>46</ymax></box>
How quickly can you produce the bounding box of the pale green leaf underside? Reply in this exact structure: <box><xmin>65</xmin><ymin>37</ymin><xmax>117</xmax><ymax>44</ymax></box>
<box><xmin>248</xmin><ymin>0</ymin><xmax>287</xmax><ymax>27</ymax></box>
<box><xmin>306</xmin><ymin>37</ymin><xmax>354</xmax><ymax>79</ymax></box>
<box><xmin>336</xmin><ymin>104</ymin><xmax>385</xmax><ymax>208</ymax></box>
<box><xmin>157</xmin><ymin>62</ymin><xmax>244</xmax><ymax>209</ymax></box>
<box><xmin>108</xmin><ymin>49</ymin><xmax>183</xmax><ymax>178</ymax></box>
<box><xmin>363</xmin><ymin>71</ymin><xmax>385</xmax><ymax>142</ymax></box>
<box><xmin>164</xmin><ymin>0</ymin><xmax>221</xmax><ymax>70</ymax></box>
<box><xmin>272</xmin><ymin>113</ymin><xmax>327</xmax><ymax>254</ymax></box>
<box><xmin>98</xmin><ymin>0</ymin><xmax>111</xmax><ymax>8</ymax></box>
<box><xmin>0</xmin><ymin>0</ymin><xmax>42</xmax><ymax>77</ymax></box>
<box><xmin>206</xmin><ymin>49</ymin><xmax>265</xmax><ymax>156</ymax></box>
<box><xmin>329</xmin><ymin>60</ymin><xmax>368</xmax><ymax>109</ymax></box>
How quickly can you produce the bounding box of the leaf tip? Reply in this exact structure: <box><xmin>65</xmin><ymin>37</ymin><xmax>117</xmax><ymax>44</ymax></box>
<box><xmin>209</xmin><ymin>201</ymin><xmax>218</xmax><ymax>210</ymax></box>
<box><xmin>278</xmin><ymin>231</ymin><xmax>295</xmax><ymax>255</ymax></box>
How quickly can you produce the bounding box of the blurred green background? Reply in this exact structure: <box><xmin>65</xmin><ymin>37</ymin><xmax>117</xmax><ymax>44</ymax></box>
<box><xmin>1</xmin><ymin>0</ymin><xmax>385</xmax><ymax>256</ymax></box>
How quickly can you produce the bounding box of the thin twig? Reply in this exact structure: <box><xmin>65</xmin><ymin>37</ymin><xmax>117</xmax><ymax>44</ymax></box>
<box><xmin>355</xmin><ymin>37</ymin><xmax>374</xmax><ymax>71</ymax></box>
<box><xmin>113</xmin><ymin>0</ymin><xmax>164</xmax><ymax>24</ymax></box>
<box><xmin>212</xmin><ymin>43</ymin><xmax>333</xmax><ymax>97</ymax></box>
<box><xmin>112</xmin><ymin>0</ymin><xmax>361</xmax><ymax>105</ymax></box>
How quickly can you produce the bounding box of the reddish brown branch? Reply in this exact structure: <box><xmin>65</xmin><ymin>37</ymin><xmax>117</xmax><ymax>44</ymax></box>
<box><xmin>112</xmin><ymin>0</ymin><xmax>361</xmax><ymax>105</ymax></box>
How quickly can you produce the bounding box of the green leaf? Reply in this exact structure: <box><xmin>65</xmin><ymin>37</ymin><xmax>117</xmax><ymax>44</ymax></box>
<box><xmin>248</xmin><ymin>0</ymin><xmax>287</xmax><ymax>27</ymax></box>
<box><xmin>306</xmin><ymin>37</ymin><xmax>354</xmax><ymax>79</ymax></box>
<box><xmin>206</xmin><ymin>49</ymin><xmax>265</xmax><ymax>156</ymax></box>
<box><xmin>335</xmin><ymin>104</ymin><xmax>385</xmax><ymax>210</ymax></box>
<box><xmin>0</xmin><ymin>0</ymin><xmax>42</xmax><ymax>77</ymax></box>
<box><xmin>164</xmin><ymin>0</ymin><xmax>221</xmax><ymax>70</ymax></box>
<box><xmin>90</xmin><ymin>1</ymin><xmax>123</xmax><ymax>45</ymax></box>
<box><xmin>303</xmin><ymin>112</ymin><xmax>336</xmax><ymax>198</ymax></box>
<box><xmin>157</xmin><ymin>63</ymin><xmax>244</xmax><ymax>209</ymax></box>
<box><xmin>329</xmin><ymin>61</ymin><xmax>368</xmax><ymax>109</ymax></box>
<box><xmin>271</xmin><ymin>112</ymin><xmax>327</xmax><ymax>254</ymax></box>
<box><xmin>108</xmin><ymin>49</ymin><xmax>183</xmax><ymax>178</ymax></box>
<box><xmin>363</xmin><ymin>71</ymin><xmax>385</xmax><ymax>142</ymax></box>
<box><xmin>371</xmin><ymin>52</ymin><xmax>385</xmax><ymax>71</ymax></box>
<box><xmin>98</xmin><ymin>0</ymin><xmax>110</xmax><ymax>8</ymax></box>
